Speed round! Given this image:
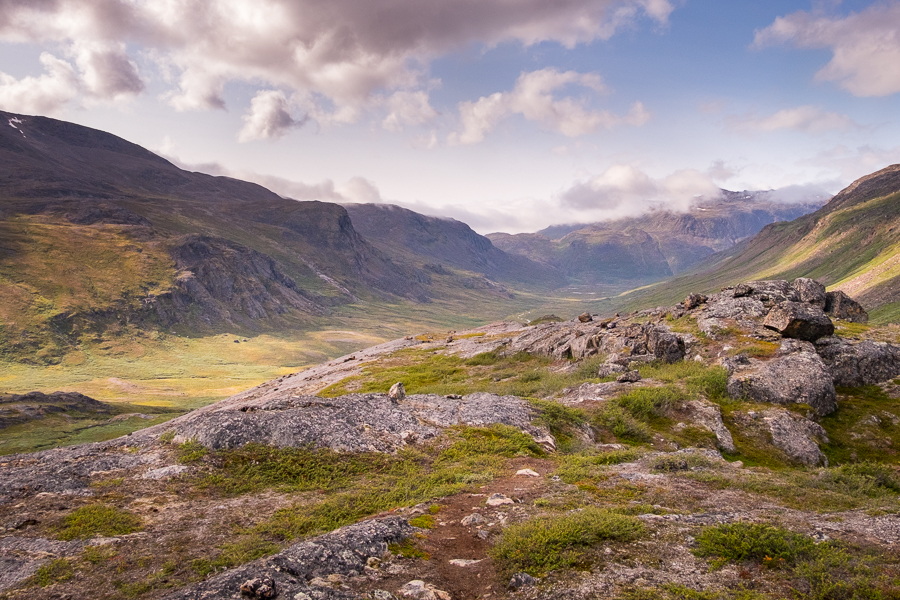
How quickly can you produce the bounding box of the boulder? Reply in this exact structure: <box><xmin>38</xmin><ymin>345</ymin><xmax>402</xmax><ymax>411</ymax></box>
<box><xmin>762</xmin><ymin>409</ymin><xmax>829</xmax><ymax>467</ymax></box>
<box><xmin>732</xmin><ymin>280</ymin><xmax>799</xmax><ymax>305</ymax></box>
<box><xmin>726</xmin><ymin>351</ymin><xmax>837</xmax><ymax>416</ymax></box>
<box><xmin>578</xmin><ymin>312</ymin><xmax>593</xmax><ymax>323</ymax></box>
<box><xmin>164</xmin><ymin>517</ymin><xmax>413</xmax><ymax>600</ymax></box>
<box><xmin>683</xmin><ymin>293</ymin><xmax>708</xmax><ymax>310</ymax></box>
<box><xmin>824</xmin><ymin>291</ymin><xmax>869</xmax><ymax>323</ymax></box>
<box><xmin>684</xmin><ymin>400</ymin><xmax>735</xmax><ymax>453</ymax></box>
<box><xmin>763</xmin><ymin>302</ymin><xmax>834</xmax><ymax>341</ymax></box>
<box><xmin>597</xmin><ymin>363</ymin><xmax>626</xmax><ymax>378</ymax></box>
<box><xmin>791</xmin><ymin>278</ymin><xmax>827</xmax><ymax>308</ymax></box>
<box><xmin>647</xmin><ymin>327</ymin><xmax>686</xmax><ymax>363</ymax></box>
<box><xmin>389</xmin><ymin>382</ymin><xmax>406</xmax><ymax>402</ymax></box>
<box><xmin>616</xmin><ymin>370</ymin><xmax>642</xmax><ymax>383</ymax></box>
<box><xmin>815</xmin><ymin>337</ymin><xmax>900</xmax><ymax>387</ymax></box>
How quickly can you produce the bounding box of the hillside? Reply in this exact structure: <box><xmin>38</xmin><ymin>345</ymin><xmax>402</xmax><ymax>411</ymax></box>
<box><xmin>343</xmin><ymin>203</ymin><xmax>566</xmax><ymax>289</ymax></box>
<box><xmin>2</xmin><ymin>276</ymin><xmax>900</xmax><ymax>599</ymax></box>
<box><xmin>617</xmin><ymin>165</ymin><xmax>900</xmax><ymax>323</ymax></box>
<box><xmin>0</xmin><ymin>111</ymin><xmax>561</xmax><ymax>367</ymax></box>
<box><xmin>489</xmin><ymin>191</ymin><xmax>824</xmax><ymax>283</ymax></box>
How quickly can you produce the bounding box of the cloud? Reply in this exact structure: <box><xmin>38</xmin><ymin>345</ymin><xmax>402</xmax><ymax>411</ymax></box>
<box><xmin>706</xmin><ymin>159</ymin><xmax>739</xmax><ymax>182</ymax></box>
<box><xmin>799</xmin><ymin>144</ymin><xmax>900</xmax><ymax>182</ymax></box>
<box><xmin>238</xmin><ymin>90</ymin><xmax>307</xmax><ymax>142</ymax></box>
<box><xmin>754</xmin><ymin>2</ymin><xmax>900</xmax><ymax>97</ymax></box>
<box><xmin>0</xmin><ymin>0</ymin><xmax>674</xmax><ymax>126</ymax></box>
<box><xmin>0</xmin><ymin>52</ymin><xmax>80</xmax><ymax>114</ymax></box>
<box><xmin>727</xmin><ymin>105</ymin><xmax>859</xmax><ymax>133</ymax></box>
<box><xmin>766</xmin><ymin>183</ymin><xmax>835</xmax><ymax>205</ymax></box>
<box><xmin>558</xmin><ymin>164</ymin><xmax>720</xmax><ymax>215</ymax></box>
<box><xmin>381</xmin><ymin>90</ymin><xmax>439</xmax><ymax>132</ymax></box>
<box><xmin>449</xmin><ymin>68</ymin><xmax>649</xmax><ymax>144</ymax></box>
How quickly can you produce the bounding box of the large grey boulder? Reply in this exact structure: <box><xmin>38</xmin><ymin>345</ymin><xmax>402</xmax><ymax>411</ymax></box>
<box><xmin>170</xmin><ymin>393</ymin><xmax>551</xmax><ymax>452</ymax></box>
<box><xmin>164</xmin><ymin>517</ymin><xmax>413</xmax><ymax>600</ymax></box>
<box><xmin>825</xmin><ymin>291</ymin><xmax>869</xmax><ymax>323</ymax></box>
<box><xmin>725</xmin><ymin>346</ymin><xmax>837</xmax><ymax>416</ymax></box>
<box><xmin>732</xmin><ymin>280</ymin><xmax>800</xmax><ymax>305</ymax></box>
<box><xmin>647</xmin><ymin>327</ymin><xmax>686</xmax><ymax>363</ymax></box>
<box><xmin>763</xmin><ymin>301</ymin><xmax>835</xmax><ymax>341</ymax></box>
<box><xmin>762</xmin><ymin>409</ymin><xmax>829</xmax><ymax>467</ymax></box>
<box><xmin>684</xmin><ymin>400</ymin><xmax>735</xmax><ymax>453</ymax></box>
<box><xmin>792</xmin><ymin>278</ymin><xmax>827</xmax><ymax>308</ymax></box>
<box><xmin>815</xmin><ymin>337</ymin><xmax>900</xmax><ymax>387</ymax></box>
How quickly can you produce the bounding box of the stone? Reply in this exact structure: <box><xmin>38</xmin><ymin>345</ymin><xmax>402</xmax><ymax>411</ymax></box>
<box><xmin>142</xmin><ymin>465</ymin><xmax>189</xmax><ymax>480</ymax></box>
<box><xmin>163</xmin><ymin>517</ymin><xmax>413</xmax><ymax>599</ymax></box>
<box><xmin>515</xmin><ymin>468</ymin><xmax>540</xmax><ymax>477</ymax></box>
<box><xmin>509</xmin><ymin>572</ymin><xmax>538</xmax><ymax>589</ymax></box>
<box><xmin>726</xmin><ymin>351</ymin><xmax>837</xmax><ymax>416</ymax></box>
<box><xmin>825</xmin><ymin>291</ymin><xmax>869</xmax><ymax>323</ymax></box>
<box><xmin>389</xmin><ymin>382</ymin><xmax>406</xmax><ymax>402</ymax></box>
<box><xmin>486</xmin><ymin>493</ymin><xmax>514</xmax><ymax>506</ymax></box>
<box><xmin>815</xmin><ymin>337</ymin><xmax>900</xmax><ymax>386</ymax></box>
<box><xmin>683</xmin><ymin>400</ymin><xmax>735</xmax><ymax>453</ymax></box>
<box><xmin>597</xmin><ymin>363</ymin><xmax>626</xmax><ymax>378</ymax></box>
<box><xmin>239</xmin><ymin>577</ymin><xmax>276</xmax><ymax>599</ymax></box>
<box><xmin>763</xmin><ymin>302</ymin><xmax>834</xmax><ymax>341</ymax></box>
<box><xmin>578</xmin><ymin>312</ymin><xmax>593</xmax><ymax>323</ymax></box>
<box><xmin>448</xmin><ymin>559</ymin><xmax>481</xmax><ymax>567</ymax></box>
<box><xmin>647</xmin><ymin>327</ymin><xmax>686</xmax><ymax>363</ymax></box>
<box><xmin>683</xmin><ymin>293</ymin><xmax>708</xmax><ymax>310</ymax></box>
<box><xmin>399</xmin><ymin>580</ymin><xmax>451</xmax><ymax>600</ymax></box>
<box><xmin>460</xmin><ymin>513</ymin><xmax>485</xmax><ymax>526</ymax></box>
<box><xmin>616</xmin><ymin>370</ymin><xmax>642</xmax><ymax>383</ymax></box>
<box><xmin>732</xmin><ymin>280</ymin><xmax>799</xmax><ymax>304</ymax></box>
<box><xmin>763</xmin><ymin>409</ymin><xmax>829</xmax><ymax>466</ymax></box>
<box><xmin>792</xmin><ymin>278</ymin><xmax>827</xmax><ymax>308</ymax></box>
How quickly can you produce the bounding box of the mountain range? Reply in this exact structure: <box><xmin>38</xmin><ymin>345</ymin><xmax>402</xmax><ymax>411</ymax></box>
<box><xmin>6</xmin><ymin>109</ymin><xmax>897</xmax><ymax>365</ymax></box>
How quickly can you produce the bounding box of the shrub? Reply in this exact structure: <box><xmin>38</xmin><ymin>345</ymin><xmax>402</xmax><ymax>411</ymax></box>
<box><xmin>490</xmin><ymin>508</ymin><xmax>645</xmax><ymax>576</ymax></box>
<box><xmin>57</xmin><ymin>504</ymin><xmax>143</xmax><ymax>540</ymax></box>
<box><xmin>694</xmin><ymin>523</ymin><xmax>815</xmax><ymax>568</ymax></box>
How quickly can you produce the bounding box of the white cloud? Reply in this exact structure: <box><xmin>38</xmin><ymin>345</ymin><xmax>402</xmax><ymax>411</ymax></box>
<box><xmin>381</xmin><ymin>90</ymin><xmax>438</xmax><ymax>132</ymax></box>
<box><xmin>0</xmin><ymin>52</ymin><xmax>80</xmax><ymax>114</ymax></box>
<box><xmin>338</xmin><ymin>177</ymin><xmax>385</xmax><ymax>203</ymax></box>
<box><xmin>559</xmin><ymin>164</ymin><xmax>721</xmax><ymax>215</ymax></box>
<box><xmin>0</xmin><ymin>0</ymin><xmax>674</xmax><ymax>127</ymax></box>
<box><xmin>705</xmin><ymin>159</ymin><xmax>739</xmax><ymax>182</ymax></box>
<box><xmin>727</xmin><ymin>105</ymin><xmax>859</xmax><ymax>133</ymax></box>
<box><xmin>755</xmin><ymin>2</ymin><xmax>900</xmax><ymax>97</ymax></box>
<box><xmin>238</xmin><ymin>90</ymin><xmax>306</xmax><ymax>142</ymax></box>
<box><xmin>799</xmin><ymin>144</ymin><xmax>900</xmax><ymax>182</ymax></box>
<box><xmin>449</xmin><ymin>68</ymin><xmax>649</xmax><ymax>144</ymax></box>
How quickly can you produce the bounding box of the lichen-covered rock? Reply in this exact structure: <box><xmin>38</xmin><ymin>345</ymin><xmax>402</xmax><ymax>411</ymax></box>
<box><xmin>825</xmin><ymin>291</ymin><xmax>869</xmax><ymax>323</ymax></box>
<box><xmin>683</xmin><ymin>293</ymin><xmax>708</xmax><ymax>310</ymax></box>
<box><xmin>763</xmin><ymin>301</ymin><xmax>834</xmax><ymax>341</ymax></box>
<box><xmin>647</xmin><ymin>327</ymin><xmax>686</xmax><ymax>363</ymax></box>
<box><xmin>684</xmin><ymin>400</ymin><xmax>735</xmax><ymax>453</ymax></box>
<box><xmin>792</xmin><ymin>278</ymin><xmax>827</xmax><ymax>308</ymax></box>
<box><xmin>171</xmin><ymin>393</ymin><xmax>552</xmax><ymax>452</ymax></box>
<box><xmin>815</xmin><ymin>337</ymin><xmax>900</xmax><ymax>386</ymax></box>
<box><xmin>389</xmin><ymin>382</ymin><xmax>406</xmax><ymax>402</ymax></box>
<box><xmin>0</xmin><ymin>537</ymin><xmax>84</xmax><ymax>592</ymax></box>
<box><xmin>726</xmin><ymin>350</ymin><xmax>837</xmax><ymax>416</ymax></box>
<box><xmin>597</xmin><ymin>363</ymin><xmax>626</xmax><ymax>378</ymax></box>
<box><xmin>164</xmin><ymin>517</ymin><xmax>413</xmax><ymax>600</ymax></box>
<box><xmin>762</xmin><ymin>409</ymin><xmax>829</xmax><ymax>466</ymax></box>
<box><xmin>732</xmin><ymin>280</ymin><xmax>800</xmax><ymax>305</ymax></box>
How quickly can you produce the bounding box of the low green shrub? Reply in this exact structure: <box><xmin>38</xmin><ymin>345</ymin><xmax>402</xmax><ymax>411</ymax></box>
<box><xmin>57</xmin><ymin>504</ymin><xmax>143</xmax><ymax>541</ymax></box>
<box><xmin>694</xmin><ymin>523</ymin><xmax>816</xmax><ymax>568</ymax></box>
<box><xmin>490</xmin><ymin>508</ymin><xmax>645</xmax><ymax>577</ymax></box>
<box><xmin>32</xmin><ymin>558</ymin><xmax>74</xmax><ymax>587</ymax></box>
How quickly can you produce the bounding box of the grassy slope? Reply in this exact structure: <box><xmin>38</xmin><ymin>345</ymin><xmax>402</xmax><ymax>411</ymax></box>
<box><xmin>614</xmin><ymin>183</ymin><xmax>900</xmax><ymax>323</ymax></box>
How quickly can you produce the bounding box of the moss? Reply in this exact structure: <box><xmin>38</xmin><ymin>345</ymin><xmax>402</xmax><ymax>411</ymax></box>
<box><xmin>57</xmin><ymin>504</ymin><xmax>143</xmax><ymax>540</ymax></box>
<box><xmin>490</xmin><ymin>508</ymin><xmax>645</xmax><ymax>577</ymax></box>
<box><xmin>408</xmin><ymin>514</ymin><xmax>435</xmax><ymax>529</ymax></box>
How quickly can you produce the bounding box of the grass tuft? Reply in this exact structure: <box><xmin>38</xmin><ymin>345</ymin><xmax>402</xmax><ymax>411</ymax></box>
<box><xmin>57</xmin><ymin>505</ymin><xmax>143</xmax><ymax>541</ymax></box>
<box><xmin>490</xmin><ymin>507</ymin><xmax>645</xmax><ymax>577</ymax></box>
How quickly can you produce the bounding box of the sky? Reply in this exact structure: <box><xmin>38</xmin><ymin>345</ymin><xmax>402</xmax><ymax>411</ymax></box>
<box><xmin>1</xmin><ymin>0</ymin><xmax>899</xmax><ymax>233</ymax></box>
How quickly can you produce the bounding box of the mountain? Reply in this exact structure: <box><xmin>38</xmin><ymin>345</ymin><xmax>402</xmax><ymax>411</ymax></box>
<box><xmin>0</xmin><ymin>111</ymin><xmax>437</xmax><ymax>362</ymax></box>
<box><xmin>618</xmin><ymin>165</ymin><xmax>900</xmax><ymax>322</ymax></box>
<box><xmin>488</xmin><ymin>191</ymin><xmax>825</xmax><ymax>284</ymax></box>
<box><xmin>342</xmin><ymin>203</ymin><xmax>566</xmax><ymax>289</ymax></box>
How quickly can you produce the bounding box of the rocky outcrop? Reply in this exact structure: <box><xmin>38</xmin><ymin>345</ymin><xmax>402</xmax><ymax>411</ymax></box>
<box><xmin>792</xmin><ymin>278</ymin><xmax>827</xmax><ymax>308</ymax></box>
<box><xmin>0</xmin><ymin>537</ymin><xmax>84</xmax><ymax>592</ymax></box>
<box><xmin>170</xmin><ymin>393</ymin><xmax>551</xmax><ymax>452</ymax></box>
<box><xmin>763</xmin><ymin>301</ymin><xmax>834</xmax><ymax>341</ymax></box>
<box><xmin>762</xmin><ymin>409</ymin><xmax>829</xmax><ymax>466</ymax></box>
<box><xmin>0</xmin><ymin>391</ymin><xmax>110</xmax><ymax>429</ymax></box>
<box><xmin>815</xmin><ymin>337</ymin><xmax>900</xmax><ymax>387</ymax></box>
<box><xmin>724</xmin><ymin>341</ymin><xmax>837</xmax><ymax>416</ymax></box>
<box><xmin>683</xmin><ymin>400</ymin><xmax>736</xmax><ymax>453</ymax></box>
<box><xmin>164</xmin><ymin>517</ymin><xmax>414</xmax><ymax>600</ymax></box>
<box><xmin>825</xmin><ymin>291</ymin><xmax>869</xmax><ymax>323</ymax></box>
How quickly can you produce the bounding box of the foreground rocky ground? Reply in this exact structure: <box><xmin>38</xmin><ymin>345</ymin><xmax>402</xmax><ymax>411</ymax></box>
<box><xmin>2</xmin><ymin>278</ymin><xmax>900</xmax><ymax>599</ymax></box>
